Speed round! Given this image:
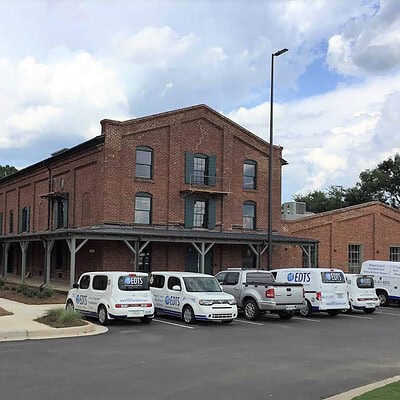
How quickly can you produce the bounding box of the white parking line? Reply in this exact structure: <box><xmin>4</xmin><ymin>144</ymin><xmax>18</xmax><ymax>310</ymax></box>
<box><xmin>293</xmin><ymin>317</ymin><xmax>321</xmax><ymax>323</ymax></box>
<box><xmin>340</xmin><ymin>314</ymin><xmax>373</xmax><ymax>320</ymax></box>
<box><xmin>153</xmin><ymin>319</ymin><xmax>195</xmax><ymax>329</ymax></box>
<box><xmin>236</xmin><ymin>319</ymin><xmax>264</xmax><ymax>326</ymax></box>
<box><xmin>375</xmin><ymin>311</ymin><xmax>400</xmax><ymax>316</ymax></box>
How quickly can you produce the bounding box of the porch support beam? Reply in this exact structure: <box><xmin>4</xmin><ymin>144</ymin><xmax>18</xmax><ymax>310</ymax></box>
<box><xmin>2</xmin><ymin>242</ymin><xmax>11</xmax><ymax>279</ymax></box>
<box><xmin>19</xmin><ymin>241</ymin><xmax>29</xmax><ymax>284</ymax></box>
<box><xmin>43</xmin><ymin>239</ymin><xmax>55</xmax><ymax>285</ymax></box>
<box><xmin>191</xmin><ymin>242</ymin><xmax>215</xmax><ymax>274</ymax></box>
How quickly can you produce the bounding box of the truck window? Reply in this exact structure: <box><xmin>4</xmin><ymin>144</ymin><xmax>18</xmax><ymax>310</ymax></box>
<box><xmin>246</xmin><ymin>272</ymin><xmax>274</xmax><ymax>284</ymax></box>
<box><xmin>321</xmin><ymin>271</ymin><xmax>345</xmax><ymax>283</ymax></box>
<box><xmin>118</xmin><ymin>275</ymin><xmax>149</xmax><ymax>291</ymax></box>
<box><xmin>224</xmin><ymin>272</ymin><xmax>239</xmax><ymax>285</ymax></box>
<box><xmin>150</xmin><ymin>274</ymin><xmax>165</xmax><ymax>288</ymax></box>
<box><xmin>356</xmin><ymin>276</ymin><xmax>374</xmax><ymax>289</ymax></box>
<box><xmin>183</xmin><ymin>277</ymin><xmax>222</xmax><ymax>292</ymax></box>
<box><xmin>215</xmin><ymin>272</ymin><xmax>227</xmax><ymax>284</ymax></box>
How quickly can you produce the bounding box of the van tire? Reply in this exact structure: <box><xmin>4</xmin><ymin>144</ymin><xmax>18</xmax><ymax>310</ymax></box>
<box><xmin>278</xmin><ymin>311</ymin><xmax>294</xmax><ymax>320</ymax></box>
<box><xmin>140</xmin><ymin>317</ymin><xmax>152</xmax><ymax>324</ymax></box>
<box><xmin>243</xmin><ymin>298</ymin><xmax>260</xmax><ymax>320</ymax></box>
<box><xmin>66</xmin><ymin>300</ymin><xmax>74</xmax><ymax>311</ymax></box>
<box><xmin>377</xmin><ymin>291</ymin><xmax>390</xmax><ymax>306</ymax></box>
<box><xmin>182</xmin><ymin>305</ymin><xmax>196</xmax><ymax>324</ymax></box>
<box><xmin>299</xmin><ymin>300</ymin><xmax>312</xmax><ymax>317</ymax></box>
<box><xmin>98</xmin><ymin>305</ymin><xmax>109</xmax><ymax>325</ymax></box>
<box><xmin>364</xmin><ymin>308</ymin><xmax>375</xmax><ymax>314</ymax></box>
<box><xmin>327</xmin><ymin>310</ymin><xmax>340</xmax><ymax>317</ymax></box>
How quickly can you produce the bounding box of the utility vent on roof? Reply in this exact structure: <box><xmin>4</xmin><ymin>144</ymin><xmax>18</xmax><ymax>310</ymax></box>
<box><xmin>51</xmin><ymin>148</ymin><xmax>69</xmax><ymax>157</ymax></box>
<box><xmin>282</xmin><ymin>201</ymin><xmax>314</xmax><ymax>220</ymax></box>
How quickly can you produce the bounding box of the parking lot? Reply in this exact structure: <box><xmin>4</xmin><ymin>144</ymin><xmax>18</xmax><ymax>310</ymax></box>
<box><xmin>2</xmin><ymin>307</ymin><xmax>400</xmax><ymax>400</ymax></box>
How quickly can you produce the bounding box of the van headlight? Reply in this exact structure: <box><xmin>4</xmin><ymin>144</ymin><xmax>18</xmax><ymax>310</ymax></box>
<box><xmin>199</xmin><ymin>300</ymin><xmax>214</xmax><ymax>306</ymax></box>
<box><xmin>228</xmin><ymin>299</ymin><xmax>236</xmax><ymax>305</ymax></box>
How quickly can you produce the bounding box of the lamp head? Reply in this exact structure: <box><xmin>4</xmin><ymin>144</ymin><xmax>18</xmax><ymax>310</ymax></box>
<box><xmin>273</xmin><ymin>48</ymin><xmax>289</xmax><ymax>57</ymax></box>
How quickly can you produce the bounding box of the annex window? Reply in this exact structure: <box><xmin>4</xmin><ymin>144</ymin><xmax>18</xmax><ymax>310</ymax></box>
<box><xmin>243</xmin><ymin>201</ymin><xmax>256</xmax><ymax>230</ymax></box>
<box><xmin>9</xmin><ymin>210</ymin><xmax>13</xmax><ymax>234</ymax></box>
<box><xmin>20</xmin><ymin>206</ymin><xmax>30</xmax><ymax>233</ymax></box>
<box><xmin>348</xmin><ymin>244</ymin><xmax>363</xmax><ymax>273</ymax></box>
<box><xmin>185</xmin><ymin>152</ymin><xmax>216</xmax><ymax>186</ymax></box>
<box><xmin>389</xmin><ymin>246</ymin><xmax>400</xmax><ymax>262</ymax></box>
<box><xmin>92</xmin><ymin>275</ymin><xmax>108</xmax><ymax>291</ymax></box>
<box><xmin>79</xmin><ymin>275</ymin><xmax>90</xmax><ymax>290</ymax></box>
<box><xmin>136</xmin><ymin>146</ymin><xmax>153</xmax><ymax>179</ymax></box>
<box><xmin>135</xmin><ymin>193</ymin><xmax>152</xmax><ymax>225</ymax></box>
<box><xmin>243</xmin><ymin>160</ymin><xmax>257</xmax><ymax>190</ymax></box>
<box><xmin>54</xmin><ymin>199</ymin><xmax>68</xmax><ymax>229</ymax></box>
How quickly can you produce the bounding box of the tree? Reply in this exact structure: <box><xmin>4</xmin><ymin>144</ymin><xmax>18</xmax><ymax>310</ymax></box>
<box><xmin>293</xmin><ymin>186</ymin><xmax>345</xmax><ymax>213</ymax></box>
<box><xmin>0</xmin><ymin>165</ymin><xmax>17</xmax><ymax>179</ymax></box>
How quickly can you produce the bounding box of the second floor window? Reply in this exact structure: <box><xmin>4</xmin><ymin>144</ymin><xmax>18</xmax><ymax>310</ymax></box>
<box><xmin>193</xmin><ymin>156</ymin><xmax>207</xmax><ymax>185</ymax></box>
<box><xmin>9</xmin><ymin>210</ymin><xmax>14</xmax><ymax>233</ymax></box>
<box><xmin>55</xmin><ymin>199</ymin><xmax>68</xmax><ymax>229</ymax></box>
<box><xmin>135</xmin><ymin>193</ymin><xmax>152</xmax><ymax>225</ymax></box>
<box><xmin>20</xmin><ymin>206</ymin><xmax>30</xmax><ymax>233</ymax></box>
<box><xmin>185</xmin><ymin>197</ymin><xmax>216</xmax><ymax>230</ymax></box>
<box><xmin>193</xmin><ymin>200</ymin><xmax>207</xmax><ymax>228</ymax></box>
<box><xmin>243</xmin><ymin>160</ymin><xmax>257</xmax><ymax>190</ymax></box>
<box><xmin>136</xmin><ymin>146</ymin><xmax>153</xmax><ymax>179</ymax></box>
<box><xmin>243</xmin><ymin>201</ymin><xmax>256</xmax><ymax>230</ymax></box>
<box><xmin>185</xmin><ymin>151</ymin><xmax>216</xmax><ymax>186</ymax></box>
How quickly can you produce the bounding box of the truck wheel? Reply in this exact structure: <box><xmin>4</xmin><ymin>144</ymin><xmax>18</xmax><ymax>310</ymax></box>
<box><xmin>243</xmin><ymin>299</ymin><xmax>260</xmax><ymax>320</ymax></box>
<box><xmin>182</xmin><ymin>305</ymin><xmax>196</xmax><ymax>324</ymax></box>
<box><xmin>299</xmin><ymin>300</ymin><xmax>312</xmax><ymax>317</ymax></box>
<box><xmin>327</xmin><ymin>310</ymin><xmax>340</xmax><ymax>317</ymax></box>
<box><xmin>98</xmin><ymin>305</ymin><xmax>109</xmax><ymax>325</ymax></box>
<box><xmin>364</xmin><ymin>308</ymin><xmax>375</xmax><ymax>314</ymax></box>
<box><xmin>377</xmin><ymin>291</ymin><xmax>389</xmax><ymax>306</ymax></box>
<box><xmin>278</xmin><ymin>311</ymin><xmax>294</xmax><ymax>320</ymax></box>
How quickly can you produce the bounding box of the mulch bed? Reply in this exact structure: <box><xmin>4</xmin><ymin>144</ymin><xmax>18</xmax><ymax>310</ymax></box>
<box><xmin>0</xmin><ymin>307</ymin><xmax>13</xmax><ymax>317</ymax></box>
<box><xmin>0</xmin><ymin>289</ymin><xmax>67</xmax><ymax>305</ymax></box>
<box><xmin>34</xmin><ymin>315</ymin><xmax>88</xmax><ymax>329</ymax></box>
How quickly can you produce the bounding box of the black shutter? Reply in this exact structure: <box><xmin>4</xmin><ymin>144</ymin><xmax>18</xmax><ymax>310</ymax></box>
<box><xmin>185</xmin><ymin>151</ymin><xmax>194</xmax><ymax>184</ymax></box>
<box><xmin>0</xmin><ymin>212</ymin><xmax>3</xmax><ymax>235</ymax></box>
<box><xmin>208</xmin><ymin>155</ymin><xmax>216</xmax><ymax>186</ymax></box>
<box><xmin>19</xmin><ymin>209</ymin><xmax>23</xmax><ymax>233</ymax></box>
<box><xmin>63</xmin><ymin>200</ymin><xmax>68</xmax><ymax>228</ymax></box>
<box><xmin>54</xmin><ymin>200</ymin><xmax>59</xmax><ymax>229</ymax></box>
<box><xmin>27</xmin><ymin>206</ymin><xmax>31</xmax><ymax>232</ymax></box>
<box><xmin>208</xmin><ymin>198</ymin><xmax>216</xmax><ymax>230</ymax></box>
<box><xmin>184</xmin><ymin>197</ymin><xmax>194</xmax><ymax>228</ymax></box>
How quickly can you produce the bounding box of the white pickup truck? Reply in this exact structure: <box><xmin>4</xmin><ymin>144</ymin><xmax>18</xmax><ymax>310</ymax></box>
<box><xmin>215</xmin><ymin>269</ymin><xmax>306</xmax><ymax>320</ymax></box>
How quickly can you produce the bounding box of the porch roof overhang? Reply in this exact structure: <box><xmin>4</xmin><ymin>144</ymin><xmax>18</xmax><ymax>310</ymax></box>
<box><xmin>0</xmin><ymin>224</ymin><xmax>318</xmax><ymax>247</ymax></box>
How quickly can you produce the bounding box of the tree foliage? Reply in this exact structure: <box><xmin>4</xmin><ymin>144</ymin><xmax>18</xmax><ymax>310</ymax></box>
<box><xmin>293</xmin><ymin>154</ymin><xmax>400</xmax><ymax>212</ymax></box>
<box><xmin>0</xmin><ymin>165</ymin><xmax>17</xmax><ymax>179</ymax></box>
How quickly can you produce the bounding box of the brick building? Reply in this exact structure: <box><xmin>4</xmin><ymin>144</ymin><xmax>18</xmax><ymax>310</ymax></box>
<box><xmin>282</xmin><ymin>201</ymin><xmax>400</xmax><ymax>272</ymax></box>
<box><xmin>0</xmin><ymin>104</ymin><xmax>315</xmax><ymax>287</ymax></box>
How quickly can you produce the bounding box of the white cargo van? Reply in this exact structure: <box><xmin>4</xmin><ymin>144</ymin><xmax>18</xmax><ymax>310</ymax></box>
<box><xmin>345</xmin><ymin>274</ymin><xmax>379</xmax><ymax>313</ymax></box>
<box><xmin>361</xmin><ymin>260</ymin><xmax>400</xmax><ymax>306</ymax></box>
<box><xmin>271</xmin><ymin>268</ymin><xmax>349</xmax><ymax>317</ymax></box>
<box><xmin>149</xmin><ymin>271</ymin><xmax>237</xmax><ymax>324</ymax></box>
<box><xmin>66</xmin><ymin>271</ymin><xmax>155</xmax><ymax>325</ymax></box>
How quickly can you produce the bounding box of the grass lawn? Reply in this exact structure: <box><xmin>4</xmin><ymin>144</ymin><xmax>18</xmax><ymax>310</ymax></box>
<box><xmin>352</xmin><ymin>381</ymin><xmax>400</xmax><ymax>399</ymax></box>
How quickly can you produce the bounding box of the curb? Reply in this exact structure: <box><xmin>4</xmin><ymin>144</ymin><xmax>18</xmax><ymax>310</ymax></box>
<box><xmin>0</xmin><ymin>322</ymin><xmax>108</xmax><ymax>342</ymax></box>
<box><xmin>325</xmin><ymin>375</ymin><xmax>400</xmax><ymax>400</ymax></box>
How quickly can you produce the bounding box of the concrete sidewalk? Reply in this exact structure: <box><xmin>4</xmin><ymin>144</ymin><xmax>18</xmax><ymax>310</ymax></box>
<box><xmin>0</xmin><ymin>298</ymin><xmax>107</xmax><ymax>341</ymax></box>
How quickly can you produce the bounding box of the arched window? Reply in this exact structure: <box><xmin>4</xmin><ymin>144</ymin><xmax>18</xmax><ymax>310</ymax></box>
<box><xmin>243</xmin><ymin>201</ymin><xmax>256</xmax><ymax>230</ymax></box>
<box><xmin>136</xmin><ymin>146</ymin><xmax>153</xmax><ymax>179</ymax></box>
<box><xmin>243</xmin><ymin>160</ymin><xmax>257</xmax><ymax>190</ymax></box>
<box><xmin>193</xmin><ymin>153</ymin><xmax>208</xmax><ymax>185</ymax></box>
<box><xmin>135</xmin><ymin>192</ymin><xmax>152</xmax><ymax>225</ymax></box>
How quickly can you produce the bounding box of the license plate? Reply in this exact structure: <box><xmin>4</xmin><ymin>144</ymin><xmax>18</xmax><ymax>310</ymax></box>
<box><xmin>128</xmin><ymin>310</ymin><xmax>143</xmax><ymax>316</ymax></box>
<box><xmin>286</xmin><ymin>305</ymin><xmax>296</xmax><ymax>310</ymax></box>
<box><xmin>367</xmin><ymin>303</ymin><xmax>375</xmax><ymax>307</ymax></box>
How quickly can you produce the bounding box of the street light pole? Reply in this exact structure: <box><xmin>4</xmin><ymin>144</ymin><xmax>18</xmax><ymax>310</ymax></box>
<box><xmin>267</xmin><ymin>48</ymin><xmax>288</xmax><ymax>270</ymax></box>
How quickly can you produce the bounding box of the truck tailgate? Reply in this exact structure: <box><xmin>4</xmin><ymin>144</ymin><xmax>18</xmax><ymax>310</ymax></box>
<box><xmin>272</xmin><ymin>283</ymin><xmax>304</xmax><ymax>305</ymax></box>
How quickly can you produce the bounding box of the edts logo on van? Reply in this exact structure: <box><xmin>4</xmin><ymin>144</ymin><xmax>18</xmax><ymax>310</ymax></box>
<box><xmin>165</xmin><ymin>295</ymin><xmax>180</xmax><ymax>306</ymax></box>
<box><xmin>287</xmin><ymin>272</ymin><xmax>311</xmax><ymax>283</ymax></box>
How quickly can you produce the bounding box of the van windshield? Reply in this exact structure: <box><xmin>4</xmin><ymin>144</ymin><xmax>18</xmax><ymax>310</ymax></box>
<box><xmin>118</xmin><ymin>275</ymin><xmax>149</xmax><ymax>291</ymax></box>
<box><xmin>183</xmin><ymin>277</ymin><xmax>222</xmax><ymax>292</ymax></box>
<box><xmin>356</xmin><ymin>276</ymin><xmax>374</xmax><ymax>289</ymax></box>
<box><xmin>321</xmin><ymin>271</ymin><xmax>345</xmax><ymax>283</ymax></box>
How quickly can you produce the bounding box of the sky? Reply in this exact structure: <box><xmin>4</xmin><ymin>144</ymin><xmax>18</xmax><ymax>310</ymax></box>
<box><xmin>1</xmin><ymin>0</ymin><xmax>400</xmax><ymax>202</ymax></box>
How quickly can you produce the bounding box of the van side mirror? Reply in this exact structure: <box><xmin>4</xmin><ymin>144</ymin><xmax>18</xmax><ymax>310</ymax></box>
<box><xmin>72</xmin><ymin>283</ymin><xmax>79</xmax><ymax>289</ymax></box>
<box><xmin>172</xmin><ymin>285</ymin><xmax>181</xmax><ymax>292</ymax></box>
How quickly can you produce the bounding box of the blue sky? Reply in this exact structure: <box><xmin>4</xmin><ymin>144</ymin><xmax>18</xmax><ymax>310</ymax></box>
<box><xmin>1</xmin><ymin>0</ymin><xmax>400</xmax><ymax>202</ymax></box>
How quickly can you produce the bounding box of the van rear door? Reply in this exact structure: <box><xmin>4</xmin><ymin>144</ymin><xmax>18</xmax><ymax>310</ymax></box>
<box><xmin>320</xmin><ymin>271</ymin><xmax>348</xmax><ymax>308</ymax></box>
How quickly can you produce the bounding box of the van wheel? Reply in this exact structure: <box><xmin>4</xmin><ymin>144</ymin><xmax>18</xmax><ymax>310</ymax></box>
<box><xmin>377</xmin><ymin>291</ymin><xmax>389</xmax><ymax>306</ymax></box>
<box><xmin>65</xmin><ymin>300</ymin><xmax>74</xmax><ymax>311</ymax></box>
<box><xmin>327</xmin><ymin>310</ymin><xmax>340</xmax><ymax>317</ymax></box>
<box><xmin>299</xmin><ymin>300</ymin><xmax>312</xmax><ymax>317</ymax></box>
<box><xmin>278</xmin><ymin>311</ymin><xmax>294</xmax><ymax>320</ymax></box>
<box><xmin>140</xmin><ymin>317</ymin><xmax>152</xmax><ymax>324</ymax></box>
<box><xmin>182</xmin><ymin>306</ymin><xmax>196</xmax><ymax>324</ymax></box>
<box><xmin>98</xmin><ymin>305</ymin><xmax>109</xmax><ymax>325</ymax></box>
<box><xmin>243</xmin><ymin>299</ymin><xmax>260</xmax><ymax>320</ymax></box>
<box><xmin>364</xmin><ymin>308</ymin><xmax>375</xmax><ymax>314</ymax></box>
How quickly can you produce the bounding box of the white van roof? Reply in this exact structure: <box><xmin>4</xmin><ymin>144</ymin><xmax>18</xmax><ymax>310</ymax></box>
<box><xmin>151</xmin><ymin>271</ymin><xmax>214</xmax><ymax>278</ymax></box>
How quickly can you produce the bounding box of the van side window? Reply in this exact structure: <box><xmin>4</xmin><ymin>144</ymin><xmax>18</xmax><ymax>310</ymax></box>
<box><xmin>92</xmin><ymin>275</ymin><xmax>108</xmax><ymax>291</ymax></box>
<box><xmin>150</xmin><ymin>274</ymin><xmax>165</xmax><ymax>288</ymax></box>
<box><xmin>224</xmin><ymin>272</ymin><xmax>239</xmax><ymax>285</ymax></box>
<box><xmin>167</xmin><ymin>276</ymin><xmax>181</xmax><ymax>290</ymax></box>
<box><xmin>79</xmin><ymin>275</ymin><xmax>90</xmax><ymax>289</ymax></box>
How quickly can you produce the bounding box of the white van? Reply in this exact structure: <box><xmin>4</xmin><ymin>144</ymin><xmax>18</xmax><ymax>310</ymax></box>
<box><xmin>345</xmin><ymin>274</ymin><xmax>379</xmax><ymax>313</ymax></box>
<box><xmin>361</xmin><ymin>260</ymin><xmax>400</xmax><ymax>306</ymax></box>
<box><xmin>149</xmin><ymin>271</ymin><xmax>238</xmax><ymax>324</ymax></box>
<box><xmin>66</xmin><ymin>271</ymin><xmax>155</xmax><ymax>325</ymax></box>
<box><xmin>271</xmin><ymin>268</ymin><xmax>349</xmax><ymax>317</ymax></box>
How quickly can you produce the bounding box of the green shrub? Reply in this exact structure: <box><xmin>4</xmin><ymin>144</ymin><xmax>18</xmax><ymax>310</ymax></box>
<box><xmin>0</xmin><ymin>279</ymin><xmax>4</xmax><ymax>289</ymax></box>
<box><xmin>37</xmin><ymin>287</ymin><xmax>54</xmax><ymax>298</ymax></box>
<box><xmin>44</xmin><ymin>308</ymin><xmax>83</xmax><ymax>324</ymax></box>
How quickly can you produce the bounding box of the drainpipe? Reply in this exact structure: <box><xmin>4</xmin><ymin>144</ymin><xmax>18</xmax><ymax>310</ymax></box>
<box><xmin>47</xmin><ymin>166</ymin><xmax>52</xmax><ymax>231</ymax></box>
